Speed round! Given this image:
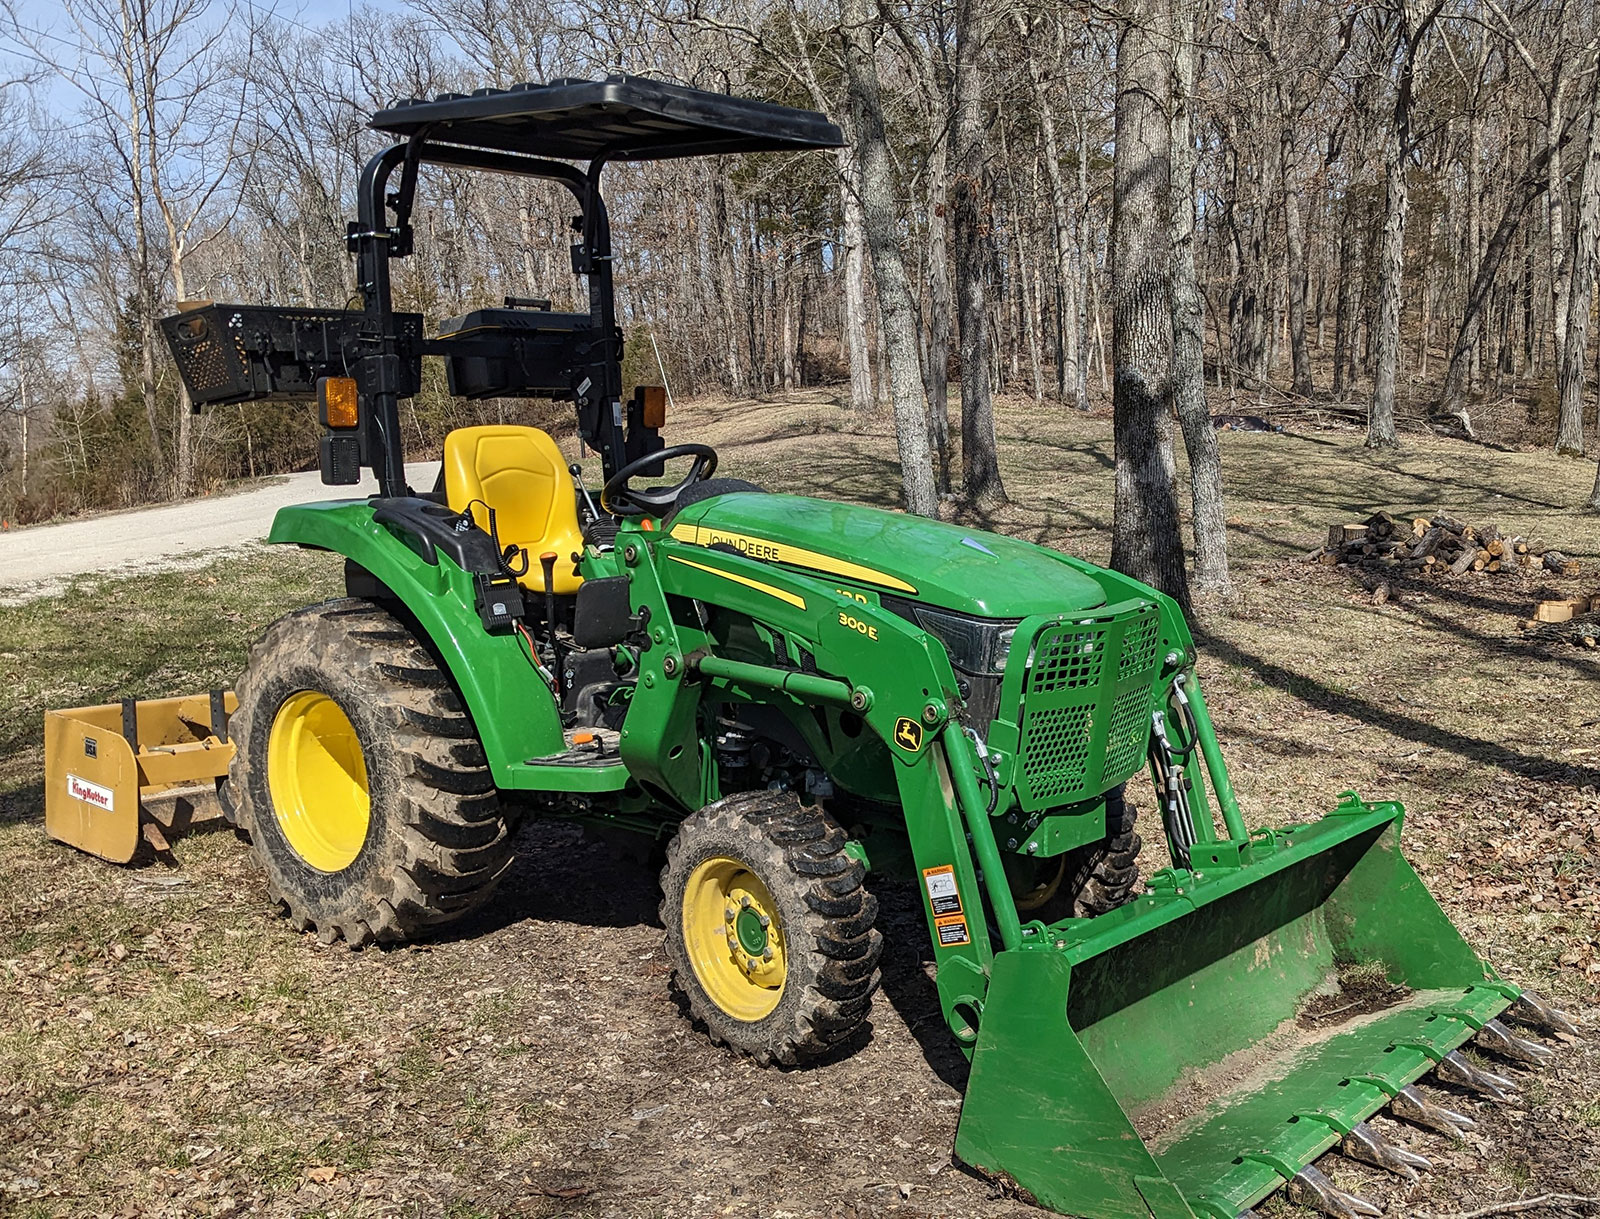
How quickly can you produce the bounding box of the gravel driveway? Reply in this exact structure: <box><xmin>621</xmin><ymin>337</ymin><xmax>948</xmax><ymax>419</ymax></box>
<box><xmin>0</xmin><ymin>463</ymin><xmax>440</xmax><ymax>604</ymax></box>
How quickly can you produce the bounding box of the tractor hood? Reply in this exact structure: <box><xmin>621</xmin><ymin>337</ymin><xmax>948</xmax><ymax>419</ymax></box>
<box><xmin>668</xmin><ymin>492</ymin><xmax>1107</xmax><ymax>617</ymax></box>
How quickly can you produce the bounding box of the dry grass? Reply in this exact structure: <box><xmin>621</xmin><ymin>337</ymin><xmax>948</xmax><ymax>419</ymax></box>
<box><xmin>1</xmin><ymin>390</ymin><xmax>1597</xmax><ymax>1218</ymax></box>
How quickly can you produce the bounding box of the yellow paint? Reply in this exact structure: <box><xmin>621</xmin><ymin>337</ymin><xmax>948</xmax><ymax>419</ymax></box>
<box><xmin>44</xmin><ymin>692</ymin><xmax>238</xmax><ymax>864</ymax></box>
<box><xmin>667</xmin><ymin>554</ymin><xmax>806</xmax><ymax>609</ymax></box>
<box><xmin>894</xmin><ymin>717</ymin><xmax>925</xmax><ymax>752</ymax></box>
<box><xmin>669</xmin><ymin>523</ymin><xmax>917</xmax><ymax>594</ymax></box>
<box><xmin>443</xmin><ymin>425</ymin><xmax>585</xmax><ymax>593</ymax></box>
<box><xmin>682</xmin><ymin>856</ymin><xmax>787</xmax><ymax>1021</ymax></box>
<box><xmin>837</xmin><ymin>611</ymin><xmax>879</xmax><ymax>640</ymax></box>
<box><xmin>267</xmin><ymin>690</ymin><xmax>371</xmax><ymax>873</ymax></box>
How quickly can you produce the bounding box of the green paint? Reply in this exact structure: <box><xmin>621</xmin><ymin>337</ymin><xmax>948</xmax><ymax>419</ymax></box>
<box><xmin>673</xmin><ymin>492</ymin><xmax>1108</xmax><ymax>617</ymax></box>
<box><xmin>955</xmin><ymin>797</ymin><xmax>1512</xmax><ymax>1217</ymax></box>
<box><xmin>268</xmin><ymin>501</ymin><xmax>565</xmax><ymax>784</ymax></box>
<box><xmin>735</xmin><ymin>907</ymin><xmax>768</xmax><ymax>955</ymax></box>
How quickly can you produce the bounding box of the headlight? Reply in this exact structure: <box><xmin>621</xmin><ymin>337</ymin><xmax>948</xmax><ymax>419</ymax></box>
<box><xmin>913</xmin><ymin>607</ymin><xmax>1021</xmax><ymax>675</ymax></box>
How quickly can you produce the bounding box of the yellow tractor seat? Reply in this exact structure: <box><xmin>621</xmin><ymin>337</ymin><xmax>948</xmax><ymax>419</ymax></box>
<box><xmin>443</xmin><ymin>425</ymin><xmax>585</xmax><ymax>594</ymax></box>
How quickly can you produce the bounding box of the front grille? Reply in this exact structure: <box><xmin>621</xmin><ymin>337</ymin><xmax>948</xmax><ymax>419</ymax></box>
<box><xmin>1012</xmin><ymin>603</ymin><xmax>1162</xmax><ymax>812</ymax></box>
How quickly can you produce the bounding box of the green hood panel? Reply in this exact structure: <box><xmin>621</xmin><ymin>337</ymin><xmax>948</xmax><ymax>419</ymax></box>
<box><xmin>671</xmin><ymin>492</ymin><xmax>1107</xmax><ymax>617</ymax></box>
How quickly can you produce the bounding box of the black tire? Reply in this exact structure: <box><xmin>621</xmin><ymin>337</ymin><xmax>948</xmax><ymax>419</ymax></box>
<box><xmin>660</xmin><ymin>790</ymin><xmax>882</xmax><ymax>1066</ymax></box>
<box><xmin>666</xmin><ymin>477</ymin><xmax>765</xmax><ymax>523</ymax></box>
<box><xmin>227</xmin><ymin>598</ymin><xmax>513</xmax><ymax>947</ymax></box>
<box><xmin>1013</xmin><ymin>786</ymin><xmax>1143</xmax><ymax>922</ymax></box>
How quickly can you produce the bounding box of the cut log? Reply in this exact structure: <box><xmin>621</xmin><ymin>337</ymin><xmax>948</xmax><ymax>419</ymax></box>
<box><xmin>1487</xmin><ymin>559</ymin><xmax>1502</xmax><ymax>572</ymax></box>
<box><xmin>1411</xmin><ymin>517</ymin><xmax>1430</xmax><ymax>538</ymax></box>
<box><xmin>1410</xmin><ymin>526</ymin><xmax>1446</xmax><ymax>559</ymax></box>
<box><xmin>1329</xmin><ymin>523</ymin><xmax>1369</xmax><ymax>549</ymax></box>
<box><xmin>1448</xmin><ymin>548</ymin><xmax>1479</xmax><ymax>576</ymax></box>
<box><xmin>1431</xmin><ymin>513</ymin><xmax>1466</xmax><ymax>533</ymax></box>
<box><xmin>1535</xmin><ymin>598</ymin><xmax>1590</xmax><ymax>623</ymax></box>
<box><xmin>1486</xmin><ymin>539</ymin><xmax>1506</xmax><ymax>558</ymax></box>
<box><xmin>1478</xmin><ymin>524</ymin><xmax>1502</xmax><ymax>546</ymax></box>
<box><xmin>1543</xmin><ymin>551</ymin><xmax>1581</xmax><ymax>576</ymax></box>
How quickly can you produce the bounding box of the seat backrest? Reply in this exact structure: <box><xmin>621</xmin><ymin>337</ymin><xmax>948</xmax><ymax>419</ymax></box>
<box><xmin>443</xmin><ymin>425</ymin><xmax>584</xmax><ymax>593</ymax></box>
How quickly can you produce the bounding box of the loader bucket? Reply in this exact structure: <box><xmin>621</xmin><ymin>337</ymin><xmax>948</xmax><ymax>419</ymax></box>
<box><xmin>44</xmin><ymin>691</ymin><xmax>237</xmax><ymax>862</ymax></box>
<box><xmin>954</xmin><ymin>795</ymin><xmax>1522</xmax><ymax>1219</ymax></box>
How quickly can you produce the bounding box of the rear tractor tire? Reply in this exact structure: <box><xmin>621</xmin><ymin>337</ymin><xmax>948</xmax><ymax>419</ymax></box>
<box><xmin>227</xmin><ymin>598</ymin><xmax>514</xmax><ymax>947</ymax></box>
<box><xmin>660</xmin><ymin>790</ymin><xmax>882</xmax><ymax>1066</ymax></box>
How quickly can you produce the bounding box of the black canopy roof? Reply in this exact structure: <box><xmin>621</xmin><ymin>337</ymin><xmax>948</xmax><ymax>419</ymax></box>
<box><xmin>371</xmin><ymin>74</ymin><xmax>844</xmax><ymax>162</ymax></box>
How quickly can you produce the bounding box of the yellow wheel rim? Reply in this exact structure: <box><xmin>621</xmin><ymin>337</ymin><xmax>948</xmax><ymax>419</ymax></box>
<box><xmin>1015</xmin><ymin>854</ymin><xmax>1067</xmax><ymax>913</ymax></box>
<box><xmin>266</xmin><ymin>690</ymin><xmax>371</xmax><ymax>873</ymax></box>
<box><xmin>682</xmin><ymin>856</ymin><xmax>786</xmax><ymax>1021</ymax></box>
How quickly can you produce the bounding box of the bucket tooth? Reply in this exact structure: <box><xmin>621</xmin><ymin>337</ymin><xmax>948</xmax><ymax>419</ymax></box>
<box><xmin>1286</xmin><ymin>1165</ymin><xmax>1383</xmax><ymax>1218</ymax></box>
<box><xmin>1340</xmin><ymin>1120</ymin><xmax>1432</xmax><ymax>1182</ymax></box>
<box><xmin>1436</xmin><ymin>1050</ymin><xmax>1519</xmax><ymax>1102</ymax></box>
<box><xmin>1476</xmin><ymin>1017</ymin><xmax>1555</xmax><ymax>1066</ymax></box>
<box><xmin>1392</xmin><ymin>1084</ymin><xmax>1476</xmax><ymax>1139</ymax></box>
<box><xmin>1508</xmin><ymin>990</ymin><xmax>1580</xmax><ymax>1039</ymax></box>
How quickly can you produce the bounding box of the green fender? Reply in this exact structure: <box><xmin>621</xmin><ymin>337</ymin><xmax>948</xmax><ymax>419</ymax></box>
<box><xmin>267</xmin><ymin>500</ymin><xmax>565</xmax><ymax>783</ymax></box>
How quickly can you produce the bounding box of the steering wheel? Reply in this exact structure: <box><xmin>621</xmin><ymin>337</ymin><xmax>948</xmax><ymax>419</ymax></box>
<box><xmin>601</xmin><ymin>443</ymin><xmax>719</xmax><ymax>516</ymax></box>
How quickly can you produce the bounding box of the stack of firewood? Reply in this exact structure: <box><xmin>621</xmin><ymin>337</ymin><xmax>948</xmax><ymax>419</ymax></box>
<box><xmin>1312</xmin><ymin>511</ymin><xmax>1582</xmax><ymax>578</ymax></box>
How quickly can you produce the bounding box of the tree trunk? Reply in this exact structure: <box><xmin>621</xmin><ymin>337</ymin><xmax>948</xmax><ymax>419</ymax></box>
<box><xmin>1558</xmin><ymin>76</ymin><xmax>1600</xmax><ymax>456</ymax></box>
<box><xmin>1438</xmin><ymin>141</ymin><xmax>1556</xmax><ymax>413</ymax></box>
<box><xmin>1170</xmin><ymin>0</ymin><xmax>1229</xmax><ymax>596</ymax></box>
<box><xmin>841</xmin><ymin>0</ymin><xmax>938</xmax><ymax>516</ymax></box>
<box><xmin>1282</xmin><ymin>128</ymin><xmax>1313</xmax><ymax>397</ymax></box>
<box><xmin>923</xmin><ymin>136</ymin><xmax>954</xmax><ymax>492</ymax></box>
<box><xmin>1019</xmin><ymin>13</ymin><xmax>1075</xmax><ymax>403</ymax></box>
<box><xmin>837</xmin><ymin>146</ymin><xmax>874</xmax><ymax>412</ymax></box>
<box><xmin>1109</xmin><ymin>0</ymin><xmax>1189</xmax><ymax>610</ymax></box>
<box><xmin>952</xmin><ymin>0</ymin><xmax>1006</xmax><ymax>505</ymax></box>
<box><xmin>1549</xmin><ymin>78</ymin><xmax>1572</xmax><ymax>375</ymax></box>
<box><xmin>1332</xmin><ymin>195</ymin><xmax>1358</xmax><ymax>397</ymax></box>
<box><xmin>1369</xmin><ymin>3</ymin><xmax>1438</xmax><ymax>450</ymax></box>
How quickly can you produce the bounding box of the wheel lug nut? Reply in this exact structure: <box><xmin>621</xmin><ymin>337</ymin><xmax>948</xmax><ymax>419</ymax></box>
<box><xmin>762</xmin><ymin>947</ymin><xmax>773</xmax><ymax>960</ymax></box>
<box><xmin>740</xmin><ymin>895</ymin><xmax>752</xmax><ymax>908</ymax></box>
<box><xmin>725</xmin><ymin>907</ymin><xmax>736</xmax><ymax>921</ymax></box>
<box><xmin>746</xmin><ymin>957</ymin><xmax>759</xmax><ymax>970</ymax></box>
<box><xmin>758</xmin><ymin>914</ymin><xmax>770</xmax><ymax>928</ymax></box>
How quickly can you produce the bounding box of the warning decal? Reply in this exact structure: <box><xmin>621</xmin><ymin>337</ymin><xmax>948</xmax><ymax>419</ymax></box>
<box><xmin>922</xmin><ymin>864</ymin><xmax>963</xmax><ymax>917</ymax></box>
<box><xmin>935</xmin><ymin>915</ymin><xmax>971</xmax><ymax>947</ymax></box>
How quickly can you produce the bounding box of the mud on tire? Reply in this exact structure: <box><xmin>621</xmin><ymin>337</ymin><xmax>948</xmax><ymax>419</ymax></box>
<box><xmin>227</xmin><ymin>598</ymin><xmax>513</xmax><ymax>947</ymax></box>
<box><xmin>660</xmin><ymin>790</ymin><xmax>882</xmax><ymax>1066</ymax></box>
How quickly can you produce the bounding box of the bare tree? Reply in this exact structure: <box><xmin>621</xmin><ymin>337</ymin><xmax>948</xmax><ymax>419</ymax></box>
<box><xmin>840</xmin><ymin>0</ymin><xmax>936</xmax><ymax>515</ymax></box>
<box><xmin>1109</xmin><ymin>0</ymin><xmax>1188</xmax><ymax>608</ymax></box>
<box><xmin>1367</xmin><ymin>0</ymin><xmax>1443</xmax><ymax>450</ymax></box>
<box><xmin>1170</xmin><ymin>0</ymin><xmax>1228</xmax><ymax>596</ymax></box>
<box><xmin>952</xmin><ymin>0</ymin><xmax>1005</xmax><ymax>506</ymax></box>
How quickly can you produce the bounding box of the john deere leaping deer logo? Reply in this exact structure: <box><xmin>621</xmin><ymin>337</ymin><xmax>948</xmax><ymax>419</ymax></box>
<box><xmin>893</xmin><ymin>717</ymin><xmax>924</xmax><ymax>752</ymax></box>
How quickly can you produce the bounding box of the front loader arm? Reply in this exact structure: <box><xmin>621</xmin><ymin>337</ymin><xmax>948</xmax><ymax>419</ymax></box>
<box><xmin>620</xmin><ymin>528</ymin><xmax>1021</xmax><ymax>1034</ymax></box>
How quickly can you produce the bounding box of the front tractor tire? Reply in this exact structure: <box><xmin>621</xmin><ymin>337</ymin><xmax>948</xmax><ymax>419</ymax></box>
<box><xmin>227</xmin><ymin>599</ymin><xmax>513</xmax><ymax>947</ymax></box>
<box><xmin>661</xmin><ymin>791</ymin><xmax>882</xmax><ymax>1066</ymax></box>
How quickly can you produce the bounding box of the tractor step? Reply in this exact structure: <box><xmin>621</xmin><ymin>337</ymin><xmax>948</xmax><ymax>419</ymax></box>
<box><xmin>512</xmin><ymin>727</ymin><xmax>633</xmax><ymax>793</ymax></box>
<box><xmin>528</xmin><ymin>726</ymin><xmax>621</xmax><ymax>766</ymax></box>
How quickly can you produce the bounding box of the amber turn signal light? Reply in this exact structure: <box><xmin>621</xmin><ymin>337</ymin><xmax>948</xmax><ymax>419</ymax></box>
<box><xmin>639</xmin><ymin>384</ymin><xmax>666</xmax><ymax>429</ymax></box>
<box><xmin>318</xmin><ymin>376</ymin><xmax>359</xmax><ymax>429</ymax></box>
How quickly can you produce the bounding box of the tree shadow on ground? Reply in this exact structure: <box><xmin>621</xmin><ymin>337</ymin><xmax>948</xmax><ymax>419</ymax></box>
<box><xmin>1196</xmin><ymin>627</ymin><xmax>1600</xmax><ymax>790</ymax></box>
<box><xmin>872</xmin><ymin>877</ymin><xmax>972</xmax><ymax>1093</ymax></box>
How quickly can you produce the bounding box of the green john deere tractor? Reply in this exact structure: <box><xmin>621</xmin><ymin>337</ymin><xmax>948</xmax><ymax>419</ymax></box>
<box><xmin>141</xmin><ymin>76</ymin><xmax>1574</xmax><ymax>1219</ymax></box>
